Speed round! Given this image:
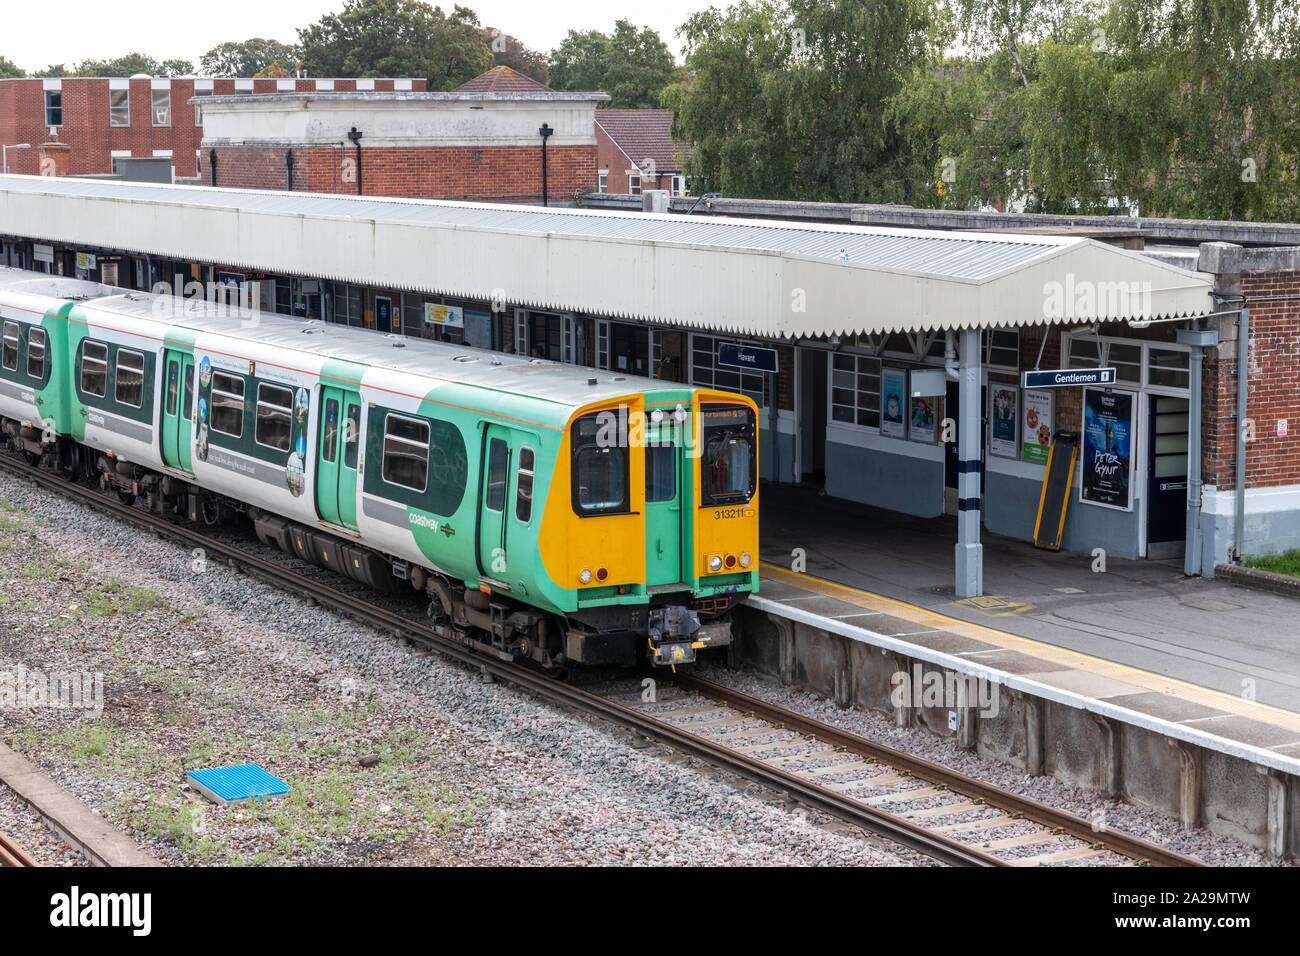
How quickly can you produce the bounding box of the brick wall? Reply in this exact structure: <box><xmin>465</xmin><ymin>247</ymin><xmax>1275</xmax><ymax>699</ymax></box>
<box><xmin>1204</xmin><ymin>270</ymin><xmax>1300</xmax><ymax>491</ymax></box>
<box><xmin>202</xmin><ymin>143</ymin><xmax>598</xmax><ymax>202</ymax></box>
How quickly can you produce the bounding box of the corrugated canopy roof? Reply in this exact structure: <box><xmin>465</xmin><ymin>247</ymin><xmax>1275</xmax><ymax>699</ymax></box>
<box><xmin>0</xmin><ymin>175</ymin><xmax>1213</xmax><ymax>336</ymax></box>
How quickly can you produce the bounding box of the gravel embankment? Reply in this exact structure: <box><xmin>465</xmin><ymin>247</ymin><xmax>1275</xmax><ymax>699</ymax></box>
<box><xmin>0</xmin><ymin>472</ymin><xmax>926</xmax><ymax>866</ymax></box>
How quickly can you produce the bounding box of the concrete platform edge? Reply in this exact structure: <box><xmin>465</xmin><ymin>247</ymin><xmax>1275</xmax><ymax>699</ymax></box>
<box><xmin>1215</xmin><ymin>562</ymin><xmax>1300</xmax><ymax>601</ymax></box>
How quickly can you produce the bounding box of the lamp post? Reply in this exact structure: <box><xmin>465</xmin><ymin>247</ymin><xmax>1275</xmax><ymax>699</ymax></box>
<box><xmin>2</xmin><ymin>143</ymin><xmax>31</xmax><ymax>174</ymax></box>
<box><xmin>538</xmin><ymin>123</ymin><xmax>552</xmax><ymax>206</ymax></box>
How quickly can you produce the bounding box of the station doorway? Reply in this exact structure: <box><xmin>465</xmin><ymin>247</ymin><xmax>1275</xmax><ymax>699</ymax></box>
<box><xmin>1146</xmin><ymin>396</ymin><xmax>1189</xmax><ymax>559</ymax></box>
<box><xmin>797</xmin><ymin>347</ymin><xmax>827</xmax><ymax>483</ymax></box>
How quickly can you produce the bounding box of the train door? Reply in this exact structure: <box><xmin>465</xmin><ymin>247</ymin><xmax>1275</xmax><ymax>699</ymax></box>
<box><xmin>316</xmin><ymin>385</ymin><xmax>362</xmax><ymax>530</ymax></box>
<box><xmin>160</xmin><ymin>350</ymin><xmax>195</xmax><ymax>473</ymax></box>
<box><xmin>478</xmin><ymin>425</ymin><xmax>512</xmax><ymax>579</ymax></box>
<box><xmin>645</xmin><ymin>421</ymin><xmax>684</xmax><ymax>587</ymax></box>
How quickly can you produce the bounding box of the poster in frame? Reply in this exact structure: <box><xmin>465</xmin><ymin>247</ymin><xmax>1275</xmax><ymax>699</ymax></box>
<box><xmin>988</xmin><ymin>382</ymin><xmax>1019</xmax><ymax>458</ymax></box>
<box><xmin>880</xmin><ymin>367</ymin><xmax>907</xmax><ymax>439</ymax></box>
<box><xmin>1080</xmin><ymin>387</ymin><xmax>1136</xmax><ymax>511</ymax></box>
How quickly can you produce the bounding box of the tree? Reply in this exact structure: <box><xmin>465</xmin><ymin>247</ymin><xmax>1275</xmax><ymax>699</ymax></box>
<box><xmin>200</xmin><ymin>38</ymin><xmax>300</xmax><ymax>77</ymax></box>
<box><xmin>68</xmin><ymin>53</ymin><xmax>194</xmax><ymax>77</ymax></box>
<box><xmin>482</xmin><ymin>28</ymin><xmax>547</xmax><ymax>84</ymax></box>
<box><xmin>0</xmin><ymin>56</ymin><xmax>24</xmax><ymax>79</ymax></box>
<box><xmin>549</xmin><ymin>20</ymin><xmax>682</xmax><ymax>108</ymax></box>
<box><xmin>298</xmin><ymin>0</ymin><xmax>491</xmax><ymax>89</ymax></box>
<box><xmin>665</xmin><ymin>0</ymin><xmax>938</xmax><ymax>203</ymax></box>
<box><xmin>35</xmin><ymin>64</ymin><xmax>71</xmax><ymax>78</ymax></box>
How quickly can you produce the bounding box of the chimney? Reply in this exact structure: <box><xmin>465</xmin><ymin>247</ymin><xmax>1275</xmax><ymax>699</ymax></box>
<box><xmin>38</xmin><ymin>140</ymin><xmax>71</xmax><ymax>178</ymax></box>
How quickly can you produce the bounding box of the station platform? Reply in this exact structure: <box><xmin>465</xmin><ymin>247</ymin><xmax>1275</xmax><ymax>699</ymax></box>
<box><xmin>755</xmin><ymin>483</ymin><xmax>1300</xmax><ymax>767</ymax></box>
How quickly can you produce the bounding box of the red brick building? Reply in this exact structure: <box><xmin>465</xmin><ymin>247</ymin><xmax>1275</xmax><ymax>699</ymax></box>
<box><xmin>595</xmin><ymin>109</ymin><xmax>690</xmax><ymax>196</ymax></box>
<box><xmin>0</xmin><ymin>76</ymin><xmax>425</xmax><ymax>181</ymax></box>
<box><xmin>198</xmin><ymin>67</ymin><xmax>608</xmax><ymax>203</ymax></box>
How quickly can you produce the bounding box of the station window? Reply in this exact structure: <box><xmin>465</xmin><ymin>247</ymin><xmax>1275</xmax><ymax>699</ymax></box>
<box><xmin>115</xmin><ymin>349</ymin><xmax>145</xmax><ymax>408</ymax></box>
<box><xmin>210</xmin><ymin>372</ymin><xmax>245</xmax><ymax>437</ymax></box>
<box><xmin>983</xmin><ymin>329</ymin><xmax>1019</xmax><ymax>369</ymax></box>
<box><xmin>255</xmin><ymin>383</ymin><xmax>293</xmax><ymax>452</ymax></box>
<box><xmin>670</xmin><ymin>175</ymin><xmax>686</xmax><ymax>197</ymax></box>
<box><xmin>598</xmin><ymin>173</ymin><xmax>608</xmax><ymax>194</ymax></box>
<box><xmin>690</xmin><ymin>334</ymin><xmax>766</xmax><ymax>407</ymax></box>
<box><xmin>80</xmin><ymin>341</ymin><xmax>107</xmax><ymax>397</ymax></box>
<box><xmin>151</xmin><ymin>89</ymin><xmax>171</xmax><ymax>127</ymax></box>
<box><xmin>830</xmin><ymin>353</ymin><xmax>882</xmax><ymax>429</ymax></box>
<box><xmin>1109</xmin><ymin>341</ymin><xmax>1142</xmax><ymax>384</ymax></box>
<box><xmin>570</xmin><ymin>413</ymin><xmax>629</xmax><ymax>516</ymax></box>
<box><xmin>44</xmin><ymin>90</ymin><xmax>62</xmax><ymax>127</ymax></box>
<box><xmin>27</xmin><ymin>328</ymin><xmax>46</xmax><ymax>380</ymax></box>
<box><xmin>1148</xmin><ymin>348</ymin><xmax>1190</xmax><ymax>390</ymax></box>
<box><xmin>109</xmin><ymin>89</ymin><xmax>130</xmax><ymax>127</ymax></box>
<box><xmin>628</xmin><ymin>174</ymin><xmax>641</xmax><ymax>196</ymax></box>
<box><xmin>516</xmin><ymin>447</ymin><xmax>535</xmax><ymax>523</ymax></box>
<box><xmin>1</xmin><ymin>322</ymin><xmax>17</xmax><ymax>372</ymax></box>
<box><xmin>382</xmin><ymin>414</ymin><xmax>429</xmax><ymax>492</ymax></box>
<box><xmin>193</xmin><ymin>89</ymin><xmax>211</xmax><ymax>126</ymax></box>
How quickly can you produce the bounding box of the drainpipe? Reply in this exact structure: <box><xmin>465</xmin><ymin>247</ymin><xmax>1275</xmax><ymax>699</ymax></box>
<box><xmin>208</xmin><ymin>149</ymin><xmax>217</xmax><ymax>187</ymax></box>
<box><xmin>1234</xmin><ymin>304</ymin><xmax>1250</xmax><ymax>562</ymax></box>
<box><xmin>347</xmin><ymin>127</ymin><xmax>363</xmax><ymax>196</ymax></box>
<box><xmin>538</xmin><ymin>123</ymin><xmax>553</xmax><ymax>206</ymax></box>
<box><xmin>285</xmin><ymin>149</ymin><xmax>295</xmax><ymax>191</ymax></box>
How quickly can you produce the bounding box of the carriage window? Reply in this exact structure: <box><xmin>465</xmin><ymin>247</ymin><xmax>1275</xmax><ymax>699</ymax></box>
<box><xmin>646</xmin><ymin>444</ymin><xmax>676</xmax><ymax>502</ymax></box>
<box><xmin>515</xmin><ymin>447</ymin><xmax>535</xmax><ymax>523</ymax></box>
<box><xmin>255</xmin><ymin>383</ymin><xmax>293</xmax><ymax>452</ymax></box>
<box><xmin>383</xmin><ymin>414</ymin><xmax>428</xmax><ymax>491</ymax></box>
<box><xmin>322</xmin><ymin>398</ymin><xmax>339</xmax><ymax>463</ymax></box>
<box><xmin>1</xmin><ymin>322</ymin><xmax>17</xmax><ymax>372</ymax></box>
<box><xmin>165</xmin><ymin>360</ymin><xmax>179</xmax><ymax>415</ymax></box>
<box><xmin>183</xmin><ymin>364</ymin><xmax>194</xmax><ymax>421</ymax></box>
<box><xmin>570</xmin><ymin>413</ymin><xmax>629</xmax><ymax>515</ymax></box>
<box><xmin>344</xmin><ymin>403</ymin><xmax>361</xmax><ymax>469</ymax></box>
<box><xmin>81</xmin><ymin>341</ymin><xmax>108</xmax><ymax>397</ymax></box>
<box><xmin>115</xmin><ymin>349</ymin><xmax>145</xmax><ymax>408</ymax></box>
<box><xmin>486</xmin><ymin>439</ymin><xmax>508</xmax><ymax>511</ymax></box>
<box><xmin>27</xmin><ymin>328</ymin><xmax>46</xmax><ymax>380</ymax></box>
<box><xmin>210</xmin><ymin>372</ymin><xmax>245</xmax><ymax>437</ymax></box>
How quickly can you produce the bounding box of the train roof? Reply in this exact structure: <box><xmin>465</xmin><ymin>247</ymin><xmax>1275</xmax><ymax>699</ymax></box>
<box><xmin>0</xmin><ymin>268</ymin><xmax>124</xmax><ymax>303</ymax></box>
<box><xmin>75</xmin><ymin>288</ymin><xmax>694</xmax><ymax>412</ymax></box>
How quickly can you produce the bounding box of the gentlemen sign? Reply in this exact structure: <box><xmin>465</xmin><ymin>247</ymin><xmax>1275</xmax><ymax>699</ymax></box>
<box><xmin>1022</xmin><ymin>367</ymin><xmax>1116</xmax><ymax>388</ymax></box>
<box><xmin>718</xmin><ymin>344</ymin><xmax>778</xmax><ymax>374</ymax></box>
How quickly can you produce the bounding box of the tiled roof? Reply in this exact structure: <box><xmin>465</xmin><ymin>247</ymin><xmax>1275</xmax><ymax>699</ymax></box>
<box><xmin>453</xmin><ymin>65</ymin><xmax>552</xmax><ymax>93</ymax></box>
<box><xmin>596</xmin><ymin>109</ymin><xmax>691</xmax><ymax>173</ymax></box>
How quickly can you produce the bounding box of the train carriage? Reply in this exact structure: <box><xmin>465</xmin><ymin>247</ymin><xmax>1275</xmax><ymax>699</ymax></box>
<box><xmin>0</xmin><ymin>267</ymin><xmax>759</xmax><ymax>668</ymax></box>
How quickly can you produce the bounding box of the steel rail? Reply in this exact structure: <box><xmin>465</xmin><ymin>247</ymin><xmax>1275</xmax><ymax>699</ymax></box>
<box><xmin>0</xmin><ymin>830</ymin><xmax>39</xmax><ymax>867</ymax></box>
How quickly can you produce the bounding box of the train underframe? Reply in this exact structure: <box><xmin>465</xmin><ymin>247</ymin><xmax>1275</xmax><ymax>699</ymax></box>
<box><xmin>3</xmin><ymin>423</ymin><xmax>737</xmax><ymax>670</ymax></box>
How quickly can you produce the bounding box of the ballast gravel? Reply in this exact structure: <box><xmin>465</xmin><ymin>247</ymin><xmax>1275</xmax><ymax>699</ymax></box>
<box><xmin>0</xmin><ymin>472</ymin><xmax>927</xmax><ymax>866</ymax></box>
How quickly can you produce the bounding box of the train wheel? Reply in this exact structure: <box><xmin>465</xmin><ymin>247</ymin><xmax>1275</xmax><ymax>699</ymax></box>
<box><xmin>116</xmin><ymin>489</ymin><xmax>136</xmax><ymax>506</ymax></box>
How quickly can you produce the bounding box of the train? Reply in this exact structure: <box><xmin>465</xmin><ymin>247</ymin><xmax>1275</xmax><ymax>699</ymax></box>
<box><xmin>0</xmin><ymin>266</ymin><xmax>759</xmax><ymax>669</ymax></box>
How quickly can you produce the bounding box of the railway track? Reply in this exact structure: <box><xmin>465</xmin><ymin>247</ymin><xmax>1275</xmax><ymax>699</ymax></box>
<box><xmin>0</xmin><ymin>829</ymin><xmax>38</xmax><ymax>867</ymax></box>
<box><xmin>0</xmin><ymin>452</ymin><xmax>1203</xmax><ymax>867</ymax></box>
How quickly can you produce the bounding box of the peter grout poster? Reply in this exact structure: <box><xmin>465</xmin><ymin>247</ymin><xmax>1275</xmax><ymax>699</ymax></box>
<box><xmin>989</xmin><ymin>383</ymin><xmax>1019</xmax><ymax>458</ymax></box>
<box><xmin>1081</xmin><ymin>387</ymin><xmax>1135</xmax><ymax>510</ymax></box>
<box><xmin>880</xmin><ymin>367</ymin><xmax>907</xmax><ymax>439</ymax></box>
<box><xmin>1021</xmin><ymin>389</ymin><xmax>1054</xmax><ymax>464</ymax></box>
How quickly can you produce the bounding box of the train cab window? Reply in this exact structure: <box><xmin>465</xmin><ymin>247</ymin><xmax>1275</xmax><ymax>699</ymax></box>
<box><xmin>27</xmin><ymin>328</ymin><xmax>46</xmax><ymax>380</ymax></box>
<box><xmin>382</xmin><ymin>414</ymin><xmax>429</xmax><ymax>492</ymax></box>
<box><xmin>700</xmin><ymin>404</ymin><xmax>756</xmax><ymax>507</ymax></box>
<box><xmin>343</xmin><ymin>404</ymin><xmax>361</xmax><ymax>469</ymax></box>
<box><xmin>255</xmin><ymin>383</ymin><xmax>293</xmax><ymax>452</ymax></box>
<box><xmin>515</xmin><ymin>447</ymin><xmax>535</xmax><ymax>523</ymax></box>
<box><xmin>322</xmin><ymin>398</ymin><xmax>340</xmax><ymax>463</ymax></box>
<box><xmin>115</xmin><ymin>349</ymin><xmax>145</xmax><ymax>408</ymax></box>
<box><xmin>570</xmin><ymin>413</ymin><xmax>629</xmax><ymax>515</ymax></box>
<box><xmin>486</xmin><ymin>439</ymin><xmax>508</xmax><ymax>511</ymax></box>
<box><xmin>1</xmin><ymin>322</ymin><xmax>17</xmax><ymax>372</ymax></box>
<box><xmin>646</xmin><ymin>445</ymin><xmax>676</xmax><ymax>502</ymax></box>
<box><xmin>81</xmin><ymin>341</ymin><xmax>108</xmax><ymax>398</ymax></box>
<box><xmin>210</xmin><ymin>372</ymin><xmax>245</xmax><ymax>437</ymax></box>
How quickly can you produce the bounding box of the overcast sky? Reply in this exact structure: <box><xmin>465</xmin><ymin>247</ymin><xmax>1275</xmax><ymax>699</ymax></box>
<box><xmin>2</xmin><ymin>0</ymin><xmax>705</xmax><ymax>74</ymax></box>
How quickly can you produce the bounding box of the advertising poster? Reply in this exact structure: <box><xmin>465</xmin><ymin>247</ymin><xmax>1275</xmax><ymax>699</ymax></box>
<box><xmin>909</xmin><ymin>375</ymin><xmax>938</xmax><ymax>444</ymax></box>
<box><xmin>880</xmin><ymin>368</ymin><xmax>907</xmax><ymax>439</ymax></box>
<box><xmin>1021</xmin><ymin>389</ymin><xmax>1054</xmax><ymax>464</ymax></box>
<box><xmin>1081</xmin><ymin>387</ymin><xmax>1135</xmax><ymax>510</ymax></box>
<box><xmin>989</xmin><ymin>383</ymin><xmax>1019</xmax><ymax>458</ymax></box>
<box><xmin>424</xmin><ymin>303</ymin><xmax>464</xmax><ymax>328</ymax></box>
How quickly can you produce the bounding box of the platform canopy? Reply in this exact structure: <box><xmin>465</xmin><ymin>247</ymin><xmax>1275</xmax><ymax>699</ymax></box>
<box><xmin>0</xmin><ymin>175</ymin><xmax>1214</xmax><ymax>336</ymax></box>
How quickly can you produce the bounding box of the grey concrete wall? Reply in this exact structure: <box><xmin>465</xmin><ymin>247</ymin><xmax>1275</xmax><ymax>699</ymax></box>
<box><xmin>1202</xmin><ymin>507</ymin><xmax>1300</xmax><ymax>574</ymax></box>
<box><xmin>759</xmin><ymin>425</ymin><xmax>796</xmax><ymax>483</ymax></box>
<box><xmin>984</xmin><ymin>467</ymin><xmax>1142</xmax><ymax>560</ymax></box>
<box><xmin>825</xmin><ymin>439</ymin><xmax>944</xmax><ymax>518</ymax></box>
<box><xmin>734</xmin><ymin>607</ymin><xmax>1298</xmax><ymax>856</ymax></box>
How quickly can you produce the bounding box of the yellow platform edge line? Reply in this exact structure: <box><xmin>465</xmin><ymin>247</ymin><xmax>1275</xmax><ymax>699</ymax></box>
<box><xmin>758</xmin><ymin>562</ymin><xmax>1300</xmax><ymax>732</ymax></box>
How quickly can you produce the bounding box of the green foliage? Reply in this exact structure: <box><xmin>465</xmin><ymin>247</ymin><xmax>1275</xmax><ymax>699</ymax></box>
<box><xmin>199</xmin><ymin>38</ymin><xmax>302</xmax><ymax>77</ymax></box>
<box><xmin>549</xmin><ymin>19</ymin><xmax>682</xmax><ymax>108</ymax></box>
<box><xmin>1246</xmin><ymin>550</ymin><xmax>1300</xmax><ymax>578</ymax></box>
<box><xmin>297</xmin><ymin>0</ymin><xmax>492</xmax><ymax>89</ymax></box>
<box><xmin>482</xmin><ymin>27</ymin><xmax>548</xmax><ymax>84</ymax></box>
<box><xmin>0</xmin><ymin>55</ymin><xmax>24</xmax><ymax>79</ymax></box>
<box><xmin>69</xmin><ymin>52</ymin><xmax>194</xmax><ymax>77</ymax></box>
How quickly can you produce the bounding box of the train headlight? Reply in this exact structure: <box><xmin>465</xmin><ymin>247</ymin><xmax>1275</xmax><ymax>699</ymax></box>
<box><xmin>579</xmin><ymin>568</ymin><xmax>592</xmax><ymax>584</ymax></box>
<box><xmin>740</xmin><ymin>551</ymin><xmax>752</xmax><ymax>568</ymax></box>
<box><xmin>708</xmin><ymin>555</ymin><xmax>723</xmax><ymax>573</ymax></box>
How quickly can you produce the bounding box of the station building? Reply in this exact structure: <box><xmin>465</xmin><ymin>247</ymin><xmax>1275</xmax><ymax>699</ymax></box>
<box><xmin>0</xmin><ymin>75</ymin><xmax>426</xmax><ymax>181</ymax></box>
<box><xmin>1</xmin><ymin>173</ymin><xmax>1298</xmax><ymax>593</ymax></box>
